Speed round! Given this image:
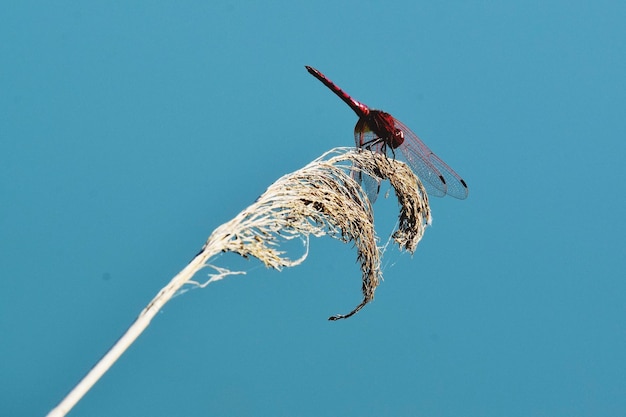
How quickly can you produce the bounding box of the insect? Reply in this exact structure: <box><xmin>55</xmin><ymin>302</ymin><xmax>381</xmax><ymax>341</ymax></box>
<box><xmin>306</xmin><ymin>65</ymin><xmax>468</xmax><ymax>200</ymax></box>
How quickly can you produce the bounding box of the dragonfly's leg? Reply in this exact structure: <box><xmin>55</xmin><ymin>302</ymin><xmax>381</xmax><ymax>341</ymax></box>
<box><xmin>388</xmin><ymin>147</ymin><xmax>401</xmax><ymax>178</ymax></box>
<box><xmin>360</xmin><ymin>137</ymin><xmax>384</xmax><ymax>150</ymax></box>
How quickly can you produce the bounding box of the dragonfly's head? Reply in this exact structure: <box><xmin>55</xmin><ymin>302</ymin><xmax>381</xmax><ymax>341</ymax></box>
<box><xmin>369</xmin><ymin>110</ymin><xmax>404</xmax><ymax>148</ymax></box>
<box><xmin>390</xmin><ymin>128</ymin><xmax>404</xmax><ymax>149</ymax></box>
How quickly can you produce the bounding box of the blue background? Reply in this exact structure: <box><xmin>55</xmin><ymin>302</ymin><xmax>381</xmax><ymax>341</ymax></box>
<box><xmin>2</xmin><ymin>1</ymin><xmax>625</xmax><ymax>416</ymax></box>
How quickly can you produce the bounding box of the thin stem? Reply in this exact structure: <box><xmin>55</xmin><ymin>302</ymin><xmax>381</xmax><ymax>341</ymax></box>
<box><xmin>46</xmin><ymin>243</ymin><xmax>220</xmax><ymax>417</ymax></box>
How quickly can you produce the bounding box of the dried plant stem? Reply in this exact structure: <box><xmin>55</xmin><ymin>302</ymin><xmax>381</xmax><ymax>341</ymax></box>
<box><xmin>45</xmin><ymin>249</ymin><xmax>214</xmax><ymax>417</ymax></box>
<box><xmin>46</xmin><ymin>147</ymin><xmax>430</xmax><ymax>417</ymax></box>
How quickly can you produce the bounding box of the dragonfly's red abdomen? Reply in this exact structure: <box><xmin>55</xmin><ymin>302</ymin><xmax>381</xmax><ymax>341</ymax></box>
<box><xmin>305</xmin><ymin>65</ymin><xmax>370</xmax><ymax>118</ymax></box>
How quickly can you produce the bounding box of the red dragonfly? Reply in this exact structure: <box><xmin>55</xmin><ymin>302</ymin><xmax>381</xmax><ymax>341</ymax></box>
<box><xmin>305</xmin><ymin>65</ymin><xmax>468</xmax><ymax>200</ymax></box>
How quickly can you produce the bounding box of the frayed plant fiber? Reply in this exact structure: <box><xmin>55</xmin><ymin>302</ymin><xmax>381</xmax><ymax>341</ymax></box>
<box><xmin>200</xmin><ymin>147</ymin><xmax>431</xmax><ymax>320</ymax></box>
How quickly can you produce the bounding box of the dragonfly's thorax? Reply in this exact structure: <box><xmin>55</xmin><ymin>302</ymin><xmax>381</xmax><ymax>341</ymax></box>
<box><xmin>368</xmin><ymin>110</ymin><xmax>404</xmax><ymax>149</ymax></box>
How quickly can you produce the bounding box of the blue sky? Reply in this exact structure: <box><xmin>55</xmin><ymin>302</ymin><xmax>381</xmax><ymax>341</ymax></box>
<box><xmin>1</xmin><ymin>1</ymin><xmax>625</xmax><ymax>416</ymax></box>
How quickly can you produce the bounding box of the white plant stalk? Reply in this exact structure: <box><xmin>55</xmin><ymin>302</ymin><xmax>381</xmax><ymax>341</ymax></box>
<box><xmin>46</xmin><ymin>147</ymin><xmax>430</xmax><ymax>417</ymax></box>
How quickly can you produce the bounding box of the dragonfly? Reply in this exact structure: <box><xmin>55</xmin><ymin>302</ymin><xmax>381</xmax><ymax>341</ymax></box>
<box><xmin>305</xmin><ymin>65</ymin><xmax>468</xmax><ymax>201</ymax></box>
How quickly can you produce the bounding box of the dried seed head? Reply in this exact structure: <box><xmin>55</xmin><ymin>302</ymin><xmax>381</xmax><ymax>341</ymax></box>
<box><xmin>199</xmin><ymin>147</ymin><xmax>431</xmax><ymax>319</ymax></box>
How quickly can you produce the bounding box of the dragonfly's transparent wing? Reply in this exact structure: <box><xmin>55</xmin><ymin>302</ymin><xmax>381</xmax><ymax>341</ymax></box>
<box><xmin>353</xmin><ymin>118</ymin><xmax>383</xmax><ymax>203</ymax></box>
<box><xmin>393</xmin><ymin>118</ymin><xmax>468</xmax><ymax>199</ymax></box>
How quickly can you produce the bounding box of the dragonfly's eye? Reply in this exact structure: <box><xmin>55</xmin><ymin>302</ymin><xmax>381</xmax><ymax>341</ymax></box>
<box><xmin>390</xmin><ymin>128</ymin><xmax>404</xmax><ymax>148</ymax></box>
